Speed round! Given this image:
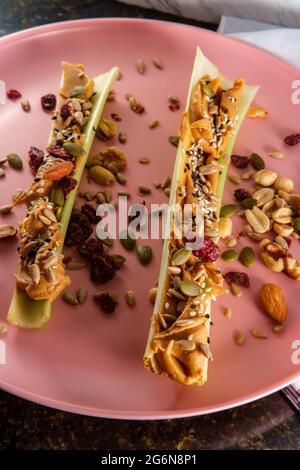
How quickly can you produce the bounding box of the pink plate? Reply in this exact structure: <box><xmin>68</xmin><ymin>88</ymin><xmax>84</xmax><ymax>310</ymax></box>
<box><xmin>0</xmin><ymin>18</ymin><xmax>300</xmax><ymax>419</ymax></box>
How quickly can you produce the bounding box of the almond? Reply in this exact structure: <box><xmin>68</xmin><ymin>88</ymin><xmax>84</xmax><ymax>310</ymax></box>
<box><xmin>259</xmin><ymin>283</ymin><xmax>288</xmax><ymax>323</ymax></box>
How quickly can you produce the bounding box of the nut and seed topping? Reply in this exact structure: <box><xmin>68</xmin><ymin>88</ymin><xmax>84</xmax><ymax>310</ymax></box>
<box><xmin>125</xmin><ymin>291</ymin><xmax>136</xmax><ymax>307</ymax></box>
<box><xmin>136</xmin><ymin>59</ymin><xmax>145</xmax><ymax>74</ymax></box>
<box><xmin>137</xmin><ymin>245</ymin><xmax>153</xmax><ymax>265</ymax></box>
<box><xmin>234</xmin><ymin>330</ymin><xmax>245</xmax><ymax>345</ymax></box>
<box><xmin>153</xmin><ymin>57</ymin><xmax>163</xmax><ymax>69</ymax></box>
<box><xmin>250</xmin><ymin>329</ymin><xmax>268</xmax><ymax>339</ymax></box>
<box><xmin>239</xmin><ymin>246</ymin><xmax>256</xmax><ymax>268</ymax></box>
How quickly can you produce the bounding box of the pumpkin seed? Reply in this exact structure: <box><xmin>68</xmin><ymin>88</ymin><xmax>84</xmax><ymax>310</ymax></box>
<box><xmin>63</xmin><ymin>291</ymin><xmax>79</xmax><ymax>305</ymax></box>
<box><xmin>116</xmin><ymin>173</ymin><xmax>127</xmax><ymax>185</ymax></box>
<box><xmin>172</xmin><ymin>248</ymin><xmax>192</xmax><ymax>266</ymax></box>
<box><xmin>221</xmin><ymin>249</ymin><xmax>239</xmax><ymax>262</ymax></box>
<box><xmin>234</xmin><ymin>330</ymin><xmax>245</xmax><ymax>345</ymax></box>
<box><xmin>250</xmin><ymin>152</ymin><xmax>265</xmax><ymax>170</ymax></box>
<box><xmin>50</xmin><ymin>187</ymin><xmax>65</xmax><ymax>206</ymax></box>
<box><xmin>153</xmin><ymin>57</ymin><xmax>163</xmax><ymax>69</ymax></box>
<box><xmin>97</xmin><ymin>230</ymin><xmax>113</xmax><ymax>246</ymax></box>
<box><xmin>0</xmin><ymin>204</ymin><xmax>12</xmax><ymax>215</ymax></box>
<box><xmin>239</xmin><ymin>246</ymin><xmax>256</xmax><ymax>268</ymax></box>
<box><xmin>66</xmin><ymin>260</ymin><xmax>87</xmax><ymax>270</ymax></box>
<box><xmin>149</xmin><ymin>119</ymin><xmax>159</xmax><ymax>129</ymax></box>
<box><xmin>220</xmin><ymin>204</ymin><xmax>237</xmax><ymax>218</ymax></box>
<box><xmin>112</xmin><ymin>253</ymin><xmax>127</xmax><ymax>268</ymax></box>
<box><xmin>69</xmin><ymin>85</ymin><xmax>86</xmax><ymax>98</ymax></box>
<box><xmin>179</xmin><ymin>280</ymin><xmax>202</xmax><ymax>297</ymax></box>
<box><xmin>250</xmin><ymin>329</ymin><xmax>268</xmax><ymax>339</ymax></box>
<box><xmin>77</xmin><ymin>287</ymin><xmax>87</xmax><ymax>304</ymax></box>
<box><xmin>169</xmin><ymin>135</ymin><xmax>179</xmax><ymax>147</ymax></box>
<box><xmin>241</xmin><ymin>197</ymin><xmax>257</xmax><ymax>209</ymax></box>
<box><xmin>139</xmin><ymin>185</ymin><xmax>151</xmax><ymax>195</ymax></box>
<box><xmin>7</xmin><ymin>153</ymin><xmax>23</xmax><ymax>170</ymax></box>
<box><xmin>292</xmin><ymin>217</ymin><xmax>300</xmax><ymax>231</ymax></box>
<box><xmin>120</xmin><ymin>230</ymin><xmax>136</xmax><ymax>250</ymax></box>
<box><xmin>202</xmin><ymin>84</ymin><xmax>215</xmax><ymax>97</ymax></box>
<box><xmin>161</xmin><ymin>176</ymin><xmax>171</xmax><ymax>189</ymax></box>
<box><xmin>138</xmin><ymin>156</ymin><xmax>150</xmax><ymax>164</ymax></box>
<box><xmin>125</xmin><ymin>290</ymin><xmax>136</xmax><ymax>307</ymax></box>
<box><xmin>63</xmin><ymin>142</ymin><xmax>85</xmax><ymax>157</ymax></box>
<box><xmin>228</xmin><ymin>174</ymin><xmax>240</xmax><ymax>185</ymax></box>
<box><xmin>137</xmin><ymin>245</ymin><xmax>153</xmax><ymax>265</ymax></box>
<box><xmin>89</xmin><ymin>165</ymin><xmax>115</xmax><ymax>185</ymax></box>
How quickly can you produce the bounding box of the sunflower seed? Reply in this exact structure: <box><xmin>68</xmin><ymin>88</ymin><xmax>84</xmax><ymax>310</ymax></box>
<box><xmin>153</xmin><ymin>57</ymin><xmax>163</xmax><ymax>69</ymax></box>
<box><xmin>136</xmin><ymin>59</ymin><xmax>145</xmax><ymax>74</ymax></box>
<box><xmin>149</xmin><ymin>119</ymin><xmax>160</xmax><ymax>129</ymax></box>
<box><xmin>125</xmin><ymin>290</ymin><xmax>136</xmax><ymax>307</ymax></box>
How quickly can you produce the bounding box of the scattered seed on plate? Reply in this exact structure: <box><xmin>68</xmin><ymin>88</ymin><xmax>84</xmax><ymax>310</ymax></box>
<box><xmin>164</xmin><ymin>188</ymin><xmax>170</xmax><ymax>196</ymax></box>
<box><xmin>139</xmin><ymin>185</ymin><xmax>151</xmax><ymax>195</ymax></box>
<box><xmin>153</xmin><ymin>57</ymin><xmax>163</xmax><ymax>69</ymax></box>
<box><xmin>136</xmin><ymin>59</ymin><xmax>145</xmax><ymax>74</ymax></box>
<box><xmin>168</xmin><ymin>95</ymin><xmax>180</xmax><ymax>111</ymax></box>
<box><xmin>103</xmin><ymin>188</ymin><xmax>112</xmax><ymax>203</ymax></box>
<box><xmin>273</xmin><ymin>324</ymin><xmax>284</xmax><ymax>333</ymax></box>
<box><xmin>77</xmin><ymin>287</ymin><xmax>87</xmax><ymax>304</ymax></box>
<box><xmin>0</xmin><ymin>322</ymin><xmax>7</xmax><ymax>334</ymax></box>
<box><xmin>66</xmin><ymin>260</ymin><xmax>87</xmax><ymax>270</ymax></box>
<box><xmin>234</xmin><ymin>330</ymin><xmax>245</xmax><ymax>345</ymax></box>
<box><xmin>111</xmin><ymin>112</ymin><xmax>122</xmax><ymax>122</ymax></box>
<box><xmin>116</xmin><ymin>172</ymin><xmax>127</xmax><ymax>185</ymax></box>
<box><xmin>250</xmin><ymin>329</ymin><xmax>268</xmax><ymax>339</ymax></box>
<box><xmin>21</xmin><ymin>99</ymin><xmax>31</xmax><ymax>112</ymax></box>
<box><xmin>269</xmin><ymin>149</ymin><xmax>284</xmax><ymax>159</ymax></box>
<box><xmin>138</xmin><ymin>156</ymin><xmax>150</xmax><ymax>164</ymax></box>
<box><xmin>241</xmin><ymin>171</ymin><xmax>253</xmax><ymax>180</ymax></box>
<box><xmin>118</xmin><ymin>131</ymin><xmax>127</xmax><ymax>144</ymax></box>
<box><xmin>137</xmin><ymin>245</ymin><xmax>153</xmax><ymax>265</ymax></box>
<box><xmin>149</xmin><ymin>119</ymin><xmax>159</xmax><ymax>129</ymax></box>
<box><xmin>107</xmin><ymin>89</ymin><xmax>116</xmax><ymax>102</ymax></box>
<box><xmin>153</xmin><ymin>180</ymin><xmax>161</xmax><ymax>189</ymax></box>
<box><xmin>169</xmin><ymin>135</ymin><xmax>179</xmax><ymax>147</ymax></box>
<box><xmin>224</xmin><ymin>308</ymin><xmax>232</xmax><ymax>318</ymax></box>
<box><xmin>125</xmin><ymin>92</ymin><xmax>145</xmax><ymax>114</ymax></box>
<box><xmin>161</xmin><ymin>176</ymin><xmax>171</xmax><ymax>189</ymax></box>
<box><xmin>148</xmin><ymin>287</ymin><xmax>157</xmax><ymax>303</ymax></box>
<box><xmin>62</xmin><ymin>291</ymin><xmax>79</xmax><ymax>305</ymax></box>
<box><xmin>228</xmin><ymin>174</ymin><xmax>240</xmax><ymax>185</ymax></box>
<box><xmin>125</xmin><ymin>290</ymin><xmax>136</xmax><ymax>307</ymax></box>
<box><xmin>7</xmin><ymin>153</ymin><xmax>23</xmax><ymax>170</ymax></box>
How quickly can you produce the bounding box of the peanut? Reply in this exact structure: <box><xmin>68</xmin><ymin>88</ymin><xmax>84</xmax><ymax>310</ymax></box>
<box><xmin>245</xmin><ymin>206</ymin><xmax>270</xmax><ymax>233</ymax></box>
<box><xmin>272</xmin><ymin>207</ymin><xmax>293</xmax><ymax>224</ymax></box>
<box><xmin>272</xmin><ymin>223</ymin><xmax>294</xmax><ymax>238</ymax></box>
<box><xmin>255</xmin><ymin>169</ymin><xmax>278</xmax><ymax>187</ymax></box>
<box><xmin>252</xmin><ymin>187</ymin><xmax>275</xmax><ymax>207</ymax></box>
<box><xmin>274</xmin><ymin>176</ymin><xmax>294</xmax><ymax>193</ymax></box>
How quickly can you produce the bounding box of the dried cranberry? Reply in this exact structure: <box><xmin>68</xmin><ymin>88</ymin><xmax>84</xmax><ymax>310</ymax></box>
<box><xmin>60</xmin><ymin>176</ymin><xmax>77</xmax><ymax>196</ymax></box>
<box><xmin>224</xmin><ymin>271</ymin><xmax>250</xmax><ymax>287</ymax></box>
<box><xmin>28</xmin><ymin>146</ymin><xmax>45</xmax><ymax>172</ymax></box>
<box><xmin>284</xmin><ymin>133</ymin><xmax>300</xmax><ymax>146</ymax></box>
<box><xmin>47</xmin><ymin>145</ymin><xmax>72</xmax><ymax>160</ymax></box>
<box><xmin>193</xmin><ymin>237</ymin><xmax>220</xmax><ymax>263</ymax></box>
<box><xmin>78</xmin><ymin>238</ymin><xmax>103</xmax><ymax>259</ymax></box>
<box><xmin>234</xmin><ymin>188</ymin><xmax>251</xmax><ymax>201</ymax></box>
<box><xmin>65</xmin><ymin>209</ymin><xmax>93</xmax><ymax>246</ymax></box>
<box><xmin>7</xmin><ymin>89</ymin><xmax>22</xmax><ymax>100</ymax></box>
<box><xmin>94</xmin><ymin>290</ymin><xmax>118</xmax><ymax>313</ymax></box>
<box><xmin>60</xmin><ymin>103</ymin><xmax>71</xmax><ymax>120</ymax></box>
<box><xmin>292</xmin><ymin>201</ymin><xmax>300</xmax><ymax>217</ymax></box>
<box><xmin>90</xmin><ymin>254</ymin><xmax>118</xmax><ymax>283</ymax></box>
<box><xmin>231</xmin><ymin>154</ymin><xmax>250</xmax><ymax>169</ymax></box>
<box><xmin>81</xmin><ymin>204</ymin><xmax>101</xmax><ymax>224</ymax></box>
<box><xmin>41</xmin><ymin>93</ymin><xmax>56</xmax><ymax>112</ymax></box>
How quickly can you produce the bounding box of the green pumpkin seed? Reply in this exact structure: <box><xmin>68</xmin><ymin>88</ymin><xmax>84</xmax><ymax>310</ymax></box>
<box><xmin>239</xmin><ymin>246</ymin><xmax>256</xmax><ymax>268</ymax></box>
<box><xmin>112</xmin><ymin>253</ymin><xmax>126</xmax><ymax>268</ymax></box>
<box><xmin>125</xmin><ymin>291</ymin><xmax>135</xmax><ymax>307</ymax></box>
<box><xmin>50</xmin><ymin>187</ymin><xmax>65</xmax><ymax>206</ymax></box>
<box><xmin>220</xmin><ymin>204</ymin><xmax>237</xmax><ymax>218</ymax></box>
<box><xmin>62</xmin><ymin>291</ymin><xmax>78</xmax><ymax>305</ymax></box>
<box><xmin>137</xmin><ymin>245</ymin><xmax>153</xmax><ymax>265</ymax></box>
<box><xmin>120</xmin><ymin>230</ymin><xmax>136</xmax><ymax>250</ymax></box>
<box><xmin>179</xmin><ymin>280</ymin><xmax>202</xmax><ymax>297</ymax></box>
<box><xmin>97</xmin><ymin>230</ymin><xmax>113</xmax><ymax>246</ymax></box>
<box><xmin>221</xmin><ymin>249</ymin><xmax>239</xmax><ymax>262</ymax></box>
<box><xmin>168</xmin><ymin>135</ymin><xmax>179</xmax><ymax>147</ymax></box>
<box><xmin>292</xmin><ymin>217</ymin><xmax>300</xmax><ymax>231</ymax></box>
<box><xmin>69</xmin><ymin>85</ymin><xmax>86</xmax><ymax>98</ymax></box>
<box><xmin>56</xmin><ymin>207</ymin><xmax>63</xmax><ymax>221</ymax></box>
<box><xmin>77</xmin><ymin>287</ymin><xmax>87</xmax><ymax>304</ymax></box>
<box><xmin>63</xmin><ymin>142</ymin><xmax>85</xmax><ymax>157</ymax></box>
<box><xmin>202</xmin><ymin>84</ymin><xmax>215</xmax><ymax>97</ymax></box>
<box><xmin>7</xmin><ymin>153</ymin><xmax>23</xmax><ymax>170</ymax></box>
<box><xmin>241</xmin><ymin>197</ymin><xmax>257</xmax><ymax>209</ymax></box>
<box><xmin>250</xmin><ymin>153</ymin><xmax>265</xmax><ymax>170</ymax></box>
<box><xmin>172</xmin><ymin>248</ymin><xmax>192</xmax><ymax>266</ymax></box>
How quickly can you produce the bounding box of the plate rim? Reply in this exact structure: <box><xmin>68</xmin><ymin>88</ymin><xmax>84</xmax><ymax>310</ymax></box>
<box><xmin>0</xmin><ymin>17</ymin><xmax>299</xmax><ymax>420</ymax></box>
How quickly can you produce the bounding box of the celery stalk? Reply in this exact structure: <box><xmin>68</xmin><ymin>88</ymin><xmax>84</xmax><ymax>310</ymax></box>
<box><xmin>144</xmin><ymin>47</ymin><xmax>259</xmax><ymax>383</ymax></box>
<box><xmin>7</xmin><ymin>66</ymin><xmax>119</xmax><ymax>329</ymax></box>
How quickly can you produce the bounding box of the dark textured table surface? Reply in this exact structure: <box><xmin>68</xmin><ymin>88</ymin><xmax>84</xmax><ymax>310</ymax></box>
<box><xmin>0</xmin><ymin>0</ymin><xmax>299</xmax><ymax>451</ymax></box>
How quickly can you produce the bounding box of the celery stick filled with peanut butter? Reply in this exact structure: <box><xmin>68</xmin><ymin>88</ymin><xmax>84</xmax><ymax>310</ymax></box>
<box><xmin>144</xmin><ymin>47</ymin><xmax>259</xmax><ymax>386</ymax></box>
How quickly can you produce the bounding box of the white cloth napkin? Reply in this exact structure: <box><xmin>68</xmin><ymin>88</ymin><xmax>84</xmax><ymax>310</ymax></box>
<box><xmin>118</xmin><ymin>0</ymin><xmax>300</xmax><ymax>28</ymax></box>
<box><xmin>219</xmin><ymin>15</ymin><xmax>300</xmax><ymax>412</ymax></box>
